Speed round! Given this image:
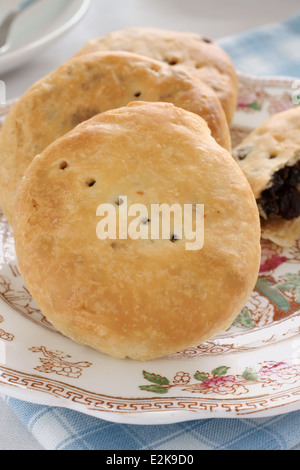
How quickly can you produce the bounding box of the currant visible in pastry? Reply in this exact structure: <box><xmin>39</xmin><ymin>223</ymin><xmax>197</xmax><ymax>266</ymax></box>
<box><xmin>14</xmin><ymin>102</ymin><xmax>260</xmax><ymax>361</ymax></box>
<box><xmin>75</xmin><ymin>27</ymin><xmax>239</xmax><ymax>124</ymax></box>
<box><xmin>233</xmin><ymin>106</ymin><xmax>300</xmax><ymax>247</ymax></box>
<box><xmin>0</xmin><ymin>51</ymin><xmax>230</xmax><ymax>225</ymax></box>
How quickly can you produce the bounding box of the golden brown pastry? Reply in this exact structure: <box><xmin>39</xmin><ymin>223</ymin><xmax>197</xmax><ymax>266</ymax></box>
<box><xmin>14</xmin><ymin>102</ymin><xmax>261</xmax><ymax>361</ymax></box>
<box><xmin>233</xmin><ymin>106</ymin><xmax>300</xmax><ymax>247</ymax></box>
<box><xmin>0</xmin><ymin>50</ymin><xmax>231</xmax><ymax>225</ymax></box>
<box><xmin>75</xmin><ymin>27</ymin><xmax>239</xmax><ymax>124</ymax></box>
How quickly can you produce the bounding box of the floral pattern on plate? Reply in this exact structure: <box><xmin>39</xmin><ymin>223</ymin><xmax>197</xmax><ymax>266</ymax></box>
<box><xmin>0</xmin><ymin>73</ymin><xmax>299</xmax><ymax>423</ymax></box>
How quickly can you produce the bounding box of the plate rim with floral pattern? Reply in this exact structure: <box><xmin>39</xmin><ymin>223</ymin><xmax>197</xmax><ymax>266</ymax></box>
<box><xmin>0</xmin><ymin>71</ymin><xmax>300</xmax><ymax>424</ymax></box>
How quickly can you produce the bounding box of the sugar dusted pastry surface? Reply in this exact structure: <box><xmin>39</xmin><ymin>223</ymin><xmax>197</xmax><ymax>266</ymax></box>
<box><xmin>14</xmin><ymin>102</ymin><xmax>260</xmax><ymax>361</ymax></box>
<box><xmin>0</xmin><ymin>51</ymin><xmax>230</xmax><ymax>225</ymax></box>
<box><xmin>75</xmin><ymin>27</ymin><xmax>239</xmax><ymax>124</ymax></box>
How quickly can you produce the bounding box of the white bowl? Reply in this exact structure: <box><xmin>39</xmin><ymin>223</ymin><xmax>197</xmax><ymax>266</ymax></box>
<box><xmin>0</xmin><ymin>0</ymin><xmax>91</xmax><ymax>74</ymax></box>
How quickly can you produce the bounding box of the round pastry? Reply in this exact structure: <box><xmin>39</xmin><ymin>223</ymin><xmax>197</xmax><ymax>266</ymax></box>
<box><xmin>0</xmin><ymin>50</ymin><xmax>231</xmax><ymax>225</ymax></box>
<box><xmin>14</xmin><ymin>102</ymin><xmax>261</xmax><ymax>361</ymax></box>
<box><xmin>233</xmin><ymin>106</ymin><xmax>300</xmax><ymax>247</ymax></box>
<box><xmin>75</xmin><ymin>27</ymin><xmax>239</xmax><ymax>124</ymax></box>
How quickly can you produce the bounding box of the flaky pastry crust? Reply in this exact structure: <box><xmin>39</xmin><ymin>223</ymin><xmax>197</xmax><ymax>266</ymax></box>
<box><xmin>14</xmin><ymin>102</ymin><xmax>260</xmax><ymax>361</ymax></box>
<box><xmin>233</xmin><ymin>106</ymin><xmax>300</xmax><ymax>247</ymax></box>
<box><xmin>0</xmin><ymin>51</ymin><xmax>231</xmax><ymax>225</ymax></box>
<box><xmin>75</xmin><ymin>27</ymin><xmax>239</xmax><ymax>124</ymax></box>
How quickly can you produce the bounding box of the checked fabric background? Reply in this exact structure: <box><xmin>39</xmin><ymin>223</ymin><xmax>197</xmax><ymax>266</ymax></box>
<box><xmin>1</xmin><ymin>10</ymin><xmax>300</xmax><ymax>451</ymax></box>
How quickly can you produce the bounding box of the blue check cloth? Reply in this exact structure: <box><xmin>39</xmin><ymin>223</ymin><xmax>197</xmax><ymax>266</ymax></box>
<box><xmin>219</xmin><ymin>11</ymin><xmax>300</xmax><ymax>77</ymax></box>
<box><xmin>3</xmin><ymin>12</ymin><xmax>300</xmax><ymax>451</ymax></box>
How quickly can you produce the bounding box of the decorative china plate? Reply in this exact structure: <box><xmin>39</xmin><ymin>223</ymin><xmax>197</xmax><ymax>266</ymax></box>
<box><xmin>0</xmin><ymin>73</ymin><xmax>299</xmax><ymax>424</ymax></box>
<box><xmin>0</xmin><ymin>0</ymin><xmax>91</xmax><ymax>74</ymax></box>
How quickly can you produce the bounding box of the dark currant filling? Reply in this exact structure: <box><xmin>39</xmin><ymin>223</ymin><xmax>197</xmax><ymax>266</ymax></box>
<box><xmin>258</xmin><ymin>162</ymin><xmax>300</xmax><ymax>221</ymax></box>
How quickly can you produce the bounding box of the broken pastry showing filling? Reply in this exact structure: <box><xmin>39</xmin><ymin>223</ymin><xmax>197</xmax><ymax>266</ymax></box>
<box><xmin>258</xmin><ymin>161</ymin><xmax>300</xmax><ymax>221</ymax></box>
<box><xmin>233</xmin><ymin>106</ymin><xmax>300</xmax><ymax>248</ymax></box>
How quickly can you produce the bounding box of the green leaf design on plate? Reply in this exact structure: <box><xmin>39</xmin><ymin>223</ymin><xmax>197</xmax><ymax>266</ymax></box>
<box><xmin>255</xmin><ymin>277</ymin><xmax>290</xmax><ymax>311</ymax></box>
<box><xmin>287</xmin><ymin>273</ymin><xmax>300</xmax><ymax>281</ymax></box>
<box><xmin>142</xmin><ymin>371</ymin><xmax>170</xmax><ymax>385</ymax></box>
<box><xmin>249</xmin><ymin>102</ymin><xmax>261</xmax><ymax>110</ymax></box>
<box><xmin>277</xmin><ymin>283</ymin><xmax>297</xmax><ymax>290</ymax></box>
<box><xmin>277</xmin><ymin>274</ymin><xmax>300</xmax><ymax>303</ymax></box>
<box><xmin>139</xmin><ymin>385</ymin><xmax>168</xmax><ymax>394</ymax></box>
<box><xmin>194</xmin><ymin>371</ymin><xmax>209</xmax><ymax>382</ymax></box>
<box><xmin>212</xmin><ymin>366</ymin><xmax>229</xmax><ymax>376</ymax></box>
<box><xmin>242</xmin><ymin>367</ymin><xmax>258</xmax><ymax>381</ymax></box>
<box><xmin>232</xmin><ymin>308</ymin><xmax>256</xmax><ymax>329</ymax></box>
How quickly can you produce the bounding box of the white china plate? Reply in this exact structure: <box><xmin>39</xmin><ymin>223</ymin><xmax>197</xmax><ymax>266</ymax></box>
<box><xmin>0</xmin><ymin>73</ymin><xmax>300</xmax><ymax>424</ymax></box>
<box><xmin>0</xmin><ymin>0</ymin><xmax>91</xmax><ymax>74</ymax></box>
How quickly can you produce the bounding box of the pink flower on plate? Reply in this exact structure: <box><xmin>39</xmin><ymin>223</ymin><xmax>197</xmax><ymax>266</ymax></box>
<box><xmin>238</xmin><ymin>90</ymin><xmax>258</xmax><ymax>106</ymax></box>
<box><xmin>260</xmin><ymin>254</ymin><xmax>287</xmax><ymax>273</ymax></box>
<box><xmin>237</xmin><ymin>87</ymin><xmax>266</xmax><ymax>112</ymax></box>
<box><xmin>268</xmin><ymin>94</ymin><xmax>293</xmax><ymax>115</ymax></box>
<box><xmin>195</xmin><ymin>375</ymin><xmax>248</xmax><ymax>396</ymax></box>
<box><xmin>259</xmin><ymin>362</ymin><xmax>299</xmax><ymax>385</ymax></box>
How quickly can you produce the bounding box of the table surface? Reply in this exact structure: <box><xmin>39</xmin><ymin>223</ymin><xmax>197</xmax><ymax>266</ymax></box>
<box><xmin>1</xmin><ymin>0</ymin><xmax>300</xmax><ymax>451</ymax></box>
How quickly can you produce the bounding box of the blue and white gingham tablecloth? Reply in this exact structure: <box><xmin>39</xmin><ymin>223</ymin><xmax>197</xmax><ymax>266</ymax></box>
<box><xmin>3</xmin><ymin>11</ymin><xmax>300</xmax><ymax>451</ymax></box>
